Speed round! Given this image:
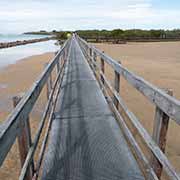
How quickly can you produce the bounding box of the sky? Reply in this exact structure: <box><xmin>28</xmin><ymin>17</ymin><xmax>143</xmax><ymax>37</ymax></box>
<box><xmin>0</xmin><ymin>0</ymin><xmax>180</xmax><ymax>33</ymax></box>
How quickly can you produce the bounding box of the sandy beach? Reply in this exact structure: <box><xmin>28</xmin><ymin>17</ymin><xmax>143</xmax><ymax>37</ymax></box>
<box><xmin>95</xmin><ymin>41</ymin><xmax>180</xmax><ymax>172</ymax></box>
<box><xmin>0</xmin><ymin>52</ymin><xmax>54</xmax><ymax>180</ymax></box>
<box><xmin>0</xmin><ymin>41</ymin><xmax>180</xmax><ymax>179</ymax></box>
<box><xmin>0</xmin><ymin>52</ymin><xmax>54</xmax><ymax>121</ymax></box>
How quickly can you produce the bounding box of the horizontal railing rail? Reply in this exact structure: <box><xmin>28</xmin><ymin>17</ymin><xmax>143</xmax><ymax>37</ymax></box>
<box><xmin>77</xmin><ymin>35</ymin><xmax>180</xmax><ymax>180</ymax></box>
<box><xmin>0</xmin><ymin>37</ymin><xmax>72</xmax><ymax>179</ymax></box>
<box><xmin>78</xmin><ymin>36</ymin><xmax>180</xmax><ymax>125</ymax></box>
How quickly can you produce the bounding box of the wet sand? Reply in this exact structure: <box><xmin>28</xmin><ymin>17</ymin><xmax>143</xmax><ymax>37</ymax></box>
<box><xmin>95</xmin><ymin>41</ymin><xmax>180</xmax><ymax>172</ymax></box>
<box><xmin>0</xmin><ymin>52</ymin><xmax>54</xmax><ymax>121</ymax></box>
<box><xmin>0</xmin><ymin>52</ymin><xmax>54</xmax><ymax>180</ymax></box>
<box><xmin>0</xmin><ymin>41</ymin><xmax>180</xmax><ymax>178</ymax></box>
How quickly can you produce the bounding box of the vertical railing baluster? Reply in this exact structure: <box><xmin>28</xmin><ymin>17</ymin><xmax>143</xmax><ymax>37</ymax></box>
<box><xmin>93</xmin><ymin>51</ymin><xmax>97</xmax><ymax>72</ymax></box>
<box><xmin>91</xmin><ymin>48</ymin><xmax>94</xmax><ymax>69</ymax></box>
<box><xmin>114</xmin><ymin>61</ymin><xmax>121</xmax><ymax>109</ymax></box>
<box><xmin>56</xmin><ymin>53</ymin><xmax>60</xmax><ymax>73</ymax></box>
<box><xmin>49</xmin><ymin>72</ymin><xmax>53</xmax><ymax>90</ymax></box>
<box><xmin>89</xmin><ymin>48</ymin><xmax>92</xmax><ymax>65</ymax></box>
<box><xmin>90</xmin><ymin>47</ymin><xmax>92</xmax><ymax>58</ymax></box>
<box><xmin>100</xmin><ymin>51</ymin><xmax>105</xmax><ymax>85</ymax></box>
<box><xmin>44</xmin><ymin>63</ymin><xmax>52</xmax><ymax>100</ymax></box>
<box><xmin>63</xmin><ymin>50</ymin><xmax>65</xmax><ymax>62</ymax></box>
<box><xmin>44</xmin><ymin>63</ymin><xmax>53</xmax><ymax>116</ymax></box>
<box><xmin>152</xmin><ymin>89</ymin><xmax>173</xmax><ymax>179</ymax></box>
<box><xmin>13</xmin><ymin>96</ymin><xmax>33</xmax><ymax>180</ymax></box>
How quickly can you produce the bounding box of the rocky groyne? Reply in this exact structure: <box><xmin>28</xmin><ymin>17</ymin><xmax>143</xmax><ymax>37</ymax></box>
<box><xmin>0</xmin><ymin>37</ymin><xmax>55</xmax><ymax>49</ymax></box>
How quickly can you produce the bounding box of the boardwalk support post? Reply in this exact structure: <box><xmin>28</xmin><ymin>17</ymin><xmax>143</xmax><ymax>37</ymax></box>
<box><xmin>12</xmin><ymin>96</ymin><xmax>33</xmax><ymax>180</ymax></box>
<box><xmin>93</xmin><ymin>51</ymin><xmax>97</xmax><ymax>71</ymax></box>
<box><xmin>114</xmin><ymin>61</ymin><xmax>121</xmax><ymax>109</ymax></box>
<box><xmin>100</xmin><ymin>51</ymin><xmax>105</xmax><ymax>85</ymax></box>
<box><xmin>90</xmin><ymin>47</ymin><xmax>92</xmax><ymax>58</ymax></box>
<box><xmin>152</xmin><ymin>89</ymin><xmax>173</xmax><ymax>179</ymax></box>
<box><xmin>90</xmin><ymin>48</ymin><xmax>93</xmax><ymax>64</ymax></box>
<box><xmin>56</xmin><ymin>53</ymin><xmax>60</xmax><ymax>73</ymax></box>
<box><xmin>45</xmin><ymin>63</ymin><xmax>53</xmax><ymax>100</ymax></box>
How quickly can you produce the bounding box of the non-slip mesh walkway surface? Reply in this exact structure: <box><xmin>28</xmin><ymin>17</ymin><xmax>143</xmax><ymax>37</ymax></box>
<box><xmin>42</xmin><ymin>37</ymin><xmax>144</xmax><ymax>180</ymax></box>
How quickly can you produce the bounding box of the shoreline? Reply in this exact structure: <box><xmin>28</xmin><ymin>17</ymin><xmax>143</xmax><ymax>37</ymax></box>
<box><xmin>0</xmin><ymin>41</ymin><xmax>180</xmax><ymax>179</ymax></box>
<box><xmin>0</xmin><ymin>39</ymin><xmax>60</xmax><ymax>70</ymax></box>
<box><xmin>0</xmin><ymin>51</ymin><xmax>56</xmax><ymax>180</ymax></box>
<box><xmin>0</xmin><ymin>37</ymin><xmax>55</xmax><ymax>49</ymax></box>
<box><xmin>0</xmin><ymin>51</ymin><xmax>56</xmax><ymax>70</ymax></box>
<box><xmin>0</xmin><ymin>52</ymin><xmax>55</xmax><ymax>122</ymax></box>
<box><xmin>95</xmin><ymin>41</ymin><xmax>180</xmax><ymax>171</ymax></box>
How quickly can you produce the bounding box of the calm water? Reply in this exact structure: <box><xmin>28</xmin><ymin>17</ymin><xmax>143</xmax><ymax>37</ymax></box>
<box><xmin>0</xmin><ymin>34</ymin><xmax>50</xmax><ymax>43</ymax></box>
<box><xmin>0</xmin><ymin>34</ymin><xmax>59</xmax><ymax>69</ymax></box>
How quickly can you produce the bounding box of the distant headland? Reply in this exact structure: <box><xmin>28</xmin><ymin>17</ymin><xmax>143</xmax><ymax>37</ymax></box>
<box><xmin>24</xmin><ymin>30</ymin><xmax>53</xmax><ymax>35</ymax></box>
<box><xmin>0</xmin><ymin>36</ymin><xmax>54</xmax><ymax>49</ymax></box>
<box><xmin>24</xmin><ymin>29</ymin><xmax>180</xmax><ymax>43</ymax></box>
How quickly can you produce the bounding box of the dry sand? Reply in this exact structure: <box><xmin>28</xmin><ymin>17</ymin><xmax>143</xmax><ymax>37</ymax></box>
<box><xmin>0</xmin><ymin>52</ymin><xmax>54</xmax><ymax>180</ymax></box>
<box><xmin>0</xmin><ymin>52</ymin><xmax>54</xmax><ymax>121</ymax></box>
<box><xmin>0</xmin><ymin>41</ymin><xmax>180</xmax><ymax>178</ymax></box>
<box><xmin>95</xmin><ymin>41</ymin><xmax>180</xmax><ymax>173</ymax></box>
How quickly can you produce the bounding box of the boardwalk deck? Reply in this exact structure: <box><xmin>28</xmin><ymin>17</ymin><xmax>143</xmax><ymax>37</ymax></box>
<box><xmin>1</xmin><ymin>35</ymin><xmax>179</xmax><ymax>179</ymax></box>
<box><xmin>41</xmin><ymin>37</ymin><xmax>144</xmax><ymax>179</ymax></box>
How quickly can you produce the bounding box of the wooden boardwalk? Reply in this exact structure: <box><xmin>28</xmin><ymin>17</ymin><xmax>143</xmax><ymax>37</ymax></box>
<box><xmin>41</xmin><ymin>37</ymin><xmax>144</xmax><ymax>179</ymax></box>
<box><xmin>0</xmin><ymin>34</ymin><xmax>180</xmax><ymax>180</ymax></box>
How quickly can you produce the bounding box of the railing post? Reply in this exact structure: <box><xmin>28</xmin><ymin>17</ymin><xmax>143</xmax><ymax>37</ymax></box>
<box><xmin>49</xmin><ymin>72</ymin><xmax>53</xmax><ymax>90</ymax></box>
<box><xmin>100</xmin><ymin>51</ymin><xmax>105</xmax><ymax>85</ymax></box>
<box><xmin>63</xmin><ymin>50</ymin><xmax>66</xmax><ymax>62</ymax></box>
<box><xmin>57</xmin><ymin>59</ymin><xmax>60</xmax><ymax>73</ymax></box>
<box><xmin>90</xmin><ymin>47</ymin><xmax>92</xmax><ymax>58</ymax></box>
<box><xmin>44</xmin><ymin>63</ymin><xmax>52</xmax><ymax>100</ymax></box>
<box><xmin>93</xmin><ymin>51</ymin><xmax>97</xmax><ymax>71</ymax></box>
<box><xmin>65</xmin><ymin>48</ymin><xmax>67</xmax><ymax>60</ymax></box>
<box><xmin>89</xmin><ymin>48</ymin><xmax>93</xmax><ymax>64</ymax></box>
<box><xmin>114</xmin><ymin>61</ymin><xmax>121</xmax><ymax>109</ymax></box>
<box><xmin>56</xmin><ymin>54</ymin><xmax>60</xmax><ymax>73</ymax></box>
<box><xmin>152</xmin><ymin>89</ymin><xmax>173</xmax><ymax>179</ymax></box>
<box><xmin>12</xmin><ymin>96</ymin><xmax>33</xmax><ymax>180</ymax></box>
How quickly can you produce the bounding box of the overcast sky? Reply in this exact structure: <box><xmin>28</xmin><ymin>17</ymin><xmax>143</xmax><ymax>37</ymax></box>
<box><xmin>0</xmin><ymin>0</ymin><xmax>180</xmax><ymax>33</ymax></box>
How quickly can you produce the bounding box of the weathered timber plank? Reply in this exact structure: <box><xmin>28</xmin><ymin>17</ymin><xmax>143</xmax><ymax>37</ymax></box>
<box><xmin>100</xmin><ymin>72</ymin><xmax>179</xmax><ymax>179</ymax></box>
<box><xmin>20</xmin><ymin>64</ymin><xmax>66</xmax><ymax>180</ymax></box>
<box><xmin>114</xmin><ymin>61</ymin><xmax>121</xmax><ymax>108</ymax></box>
<box><xmin>0</xmin><ymin>39</ymin><xmax>70</xmax><ymax>166</ymax></box>
<box><xmin>42</xmin><ymin>37</ymin><xmax>144</xmax><ymax>180</ymax></box>
<box><xmin>152</xmin><ymin>89</ymin><xmax>173</xmax><ymax>178</ymax></box>
<box><xmin>78</xmin><ymin>36</ymin><xmax>180</xmax><ymax>125</ymax></box>
<box><xmin>13</xmin><ymin>96</ymin><xmax>32</xmax><ymax>180</ymax></box>
<box><xmin>98</xmin><ymin>79</ymin><xmax>158</xmax><ymax>180</ymax></box>
<box><xmin>19</xmin><ymin>39</ymin><xmax>72</xmax><ymax>180</ymax></box>
<box><xmin>79</xmin><ymin>48</ymin><xmax>179</xmax><ymax>179</ymax></box>
<box><xmin>100</xmin><ymin>53</ymin><xmax>105</xmax><ymax>85</ymax></box>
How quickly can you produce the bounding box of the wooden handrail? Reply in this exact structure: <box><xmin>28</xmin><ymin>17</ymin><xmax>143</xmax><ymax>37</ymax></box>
<box><xmin>77</xmin><ymin>35</ymin><xmax>180</xmax><ymax>180</ymax></box>
<box><xmin>0</xmin><ymin>38</ymin><xmax>71</xmax><ymax>178</ymax></box>
<box><xmin>77</xmin><ymin>35</ymin><xmax>180</xmax><ymax>125</ymax></box>
<box><xmin>1</xmin><ymin>34</ymin><xmax>179</xmax><ymax>179</ymax></box>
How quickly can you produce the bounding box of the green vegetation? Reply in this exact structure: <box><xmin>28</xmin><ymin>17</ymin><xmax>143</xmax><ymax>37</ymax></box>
<box><xmin>76</xmin><ymin>29</ymin><xmax>167</xmax><ymax>39</ymax></box>
<box><xmin>24</xmin><ymin>30</ymin><xmax>52</xmax><ymax>35</ymax></box>
<box><xmin>24</xmin><ymin>29</ymin><xmax>180</xmax><ymax>42</ymax></box>
<box><xmin>54</xmin><ymin>31</ymin><xmax>72</xmax><ymax>40</ymax></box>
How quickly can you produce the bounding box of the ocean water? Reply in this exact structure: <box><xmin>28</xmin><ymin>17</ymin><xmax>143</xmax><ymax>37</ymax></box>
<box><xmin>0</xmin><ymin>34</ymin><xmax>50</xmax><ymax>43</ymax></box>
<box><xmin>0</xmin><ymin>34</ymin><xmax>59</xmax><ymax>69</ymax></box>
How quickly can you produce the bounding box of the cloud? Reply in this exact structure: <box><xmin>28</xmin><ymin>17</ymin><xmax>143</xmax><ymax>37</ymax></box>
<box><xmin>0</xmin><ymin>0</ymin><xmax>179</xmax><ymax>33</ymax></box>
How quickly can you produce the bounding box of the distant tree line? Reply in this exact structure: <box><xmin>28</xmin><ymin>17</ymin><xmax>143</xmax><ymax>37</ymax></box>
<box><xmin>76</xmin><ymin>29</ymin><xmax>180</xmax><ymax>41</ymax></box>
<box><xmin>53</xmin><ymin>31</ymin><xmax>72</xmax><ymax>40</ymax></box>
<box><xmin>24</xmin><ymin>29</ymin><xmax>180</xmax><ymax>42</ymax></box>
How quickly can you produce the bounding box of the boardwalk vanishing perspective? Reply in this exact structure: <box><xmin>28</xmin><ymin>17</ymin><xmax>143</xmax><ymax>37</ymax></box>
<box><xmin>41</xmin><ymin>37</ymin><xmax>144</xmax><ymax>179</ymax></box>
<box><xmin>0</xmin><ymin>34</ymin><xmax>180</xmax><ymax>180</ymax></box>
